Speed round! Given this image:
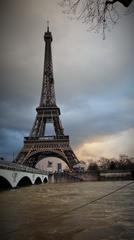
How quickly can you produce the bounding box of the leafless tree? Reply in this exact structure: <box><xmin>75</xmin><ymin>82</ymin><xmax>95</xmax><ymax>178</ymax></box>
<box><xmin>59</xmin><ymin>0</ymin><xmax>133</xmax><ymax>38</ymax></box>
<box><xmin>87</xmin><ymin>161</ymin><xmax>99</xmax><ymax>171</ymax></box>
<box><xmin>98</xmin><ymin>155</ymin><xmax>134</xmax><ymax>170</ymax></box>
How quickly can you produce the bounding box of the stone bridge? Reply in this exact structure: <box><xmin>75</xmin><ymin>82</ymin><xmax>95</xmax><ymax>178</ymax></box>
<box><xmin>0</xmin><ymin>160</ymin><xmax>48</xmax><ymax>188</ymax></box>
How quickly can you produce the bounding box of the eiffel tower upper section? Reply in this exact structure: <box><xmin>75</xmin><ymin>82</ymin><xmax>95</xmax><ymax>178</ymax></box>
<box><xmin>30</xmin><ymin>24</ymin><xmax>64</xmax><ymax>138</ymax></box>
<box><xmin>40</xmin><ymin>24</ymin><xmax>56</xmax><ymax>107</ymax></box>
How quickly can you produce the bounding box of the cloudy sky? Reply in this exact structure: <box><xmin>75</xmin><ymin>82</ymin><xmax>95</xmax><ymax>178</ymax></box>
<box><xmin>0</xmin><ymin>0</ymin><xmax>134</xmax><ymax>162</ymax></box>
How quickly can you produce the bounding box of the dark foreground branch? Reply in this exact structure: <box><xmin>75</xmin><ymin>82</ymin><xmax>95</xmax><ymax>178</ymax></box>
<box><xmin>106</xmin><ymin>0</ymin><xmax>133</xmax><ymax>7</ymax></box>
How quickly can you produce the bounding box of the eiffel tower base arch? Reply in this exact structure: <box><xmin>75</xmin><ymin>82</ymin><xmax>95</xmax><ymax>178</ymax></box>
<box><xmin>15</xmin><ymin>136</ymin><xmax>79</xmax><ymax>169</ymax></box>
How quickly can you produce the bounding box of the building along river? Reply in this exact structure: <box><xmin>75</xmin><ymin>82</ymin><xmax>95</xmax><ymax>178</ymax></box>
<box><xmin>0</xmin><ymin>181</ymin><xmax>134</xmax><ymax>240</ymax></box>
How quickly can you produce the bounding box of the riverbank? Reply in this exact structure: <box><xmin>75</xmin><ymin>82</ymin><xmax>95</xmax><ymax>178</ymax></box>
<box><xmin>48</xmin><ymin>170</ymin><xmax>134</xmax><ymax>183</ymax></box>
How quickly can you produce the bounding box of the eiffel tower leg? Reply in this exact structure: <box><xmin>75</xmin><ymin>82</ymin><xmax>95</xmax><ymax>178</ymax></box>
<box><xmin>14</xmin><ymin>147</ymin><xmax>28</xmax><ymax>165</ymax></box>
<box><xmin>63</xmin><ymin>148</ymin><xmax>79</xmax><ymax>169</ymax></box>
<box><xmin>53</xmin><ymin>117</ymin><xmax>64</xmax><ymax>135</ymax></box>
<box><xmin>30</xmin><ymin>116</ymin><xmax>39</xmax><ymax>137</ymax></box>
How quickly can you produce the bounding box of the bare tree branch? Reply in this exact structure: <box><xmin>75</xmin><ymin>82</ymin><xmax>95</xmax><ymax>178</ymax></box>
<box><xmin>59</xmin><ymin>0</ymin><xmax>133</xmax><ymax>38</ymax></box>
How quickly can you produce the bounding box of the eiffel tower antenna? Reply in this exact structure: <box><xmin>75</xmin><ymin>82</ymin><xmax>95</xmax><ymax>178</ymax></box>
<box><xmin>14</xmin><ymin>25</ymin><xmax>79</xmax><ymax>169</ymax></box>
<box><xmin>47</xmin><ymin>20</ymin><xmax>49</xmax><ymax>31</ymax></box>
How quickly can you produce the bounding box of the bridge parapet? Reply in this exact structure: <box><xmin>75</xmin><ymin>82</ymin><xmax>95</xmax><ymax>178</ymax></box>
<box><xmin>0</xmin><ymin>160</ymin><xmax>48</xmax><ymax>188</ymax></box>
<box><xmin>0</xmin><ymin>160</ymin><xmax>47</xmax><ymax>175</ymax></box>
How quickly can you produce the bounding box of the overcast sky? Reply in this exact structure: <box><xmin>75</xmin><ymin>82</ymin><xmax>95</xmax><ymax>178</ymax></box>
<box><xmin>0</xmin><ymin>0</ymin><xmax>134</xmax><ymax>162</ymax></box>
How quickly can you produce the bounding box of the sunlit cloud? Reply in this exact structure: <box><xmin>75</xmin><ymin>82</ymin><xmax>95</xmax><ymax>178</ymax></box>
<box><xmin>76</xmin><ymin>128</ymin><xmax>134</xmax><ymax>161</ymax></box>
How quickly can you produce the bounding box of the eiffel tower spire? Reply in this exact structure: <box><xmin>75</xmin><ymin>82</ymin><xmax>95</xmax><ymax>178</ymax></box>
<box><xmin>40</xmin><ymin>22</ymin><xmax>56</xmax><ymax>107</ymax></box>
<box><xmin>14</xmin><ymin>24</ymin><xmax>79</xmax><ymax>169</ymax></box>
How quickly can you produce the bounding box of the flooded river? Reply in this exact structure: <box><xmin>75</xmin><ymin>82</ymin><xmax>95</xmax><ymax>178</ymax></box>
<box><xmin>0</xmin><ymin>181</ymin><xmax>134</xmax><ymax>240</ymax></box>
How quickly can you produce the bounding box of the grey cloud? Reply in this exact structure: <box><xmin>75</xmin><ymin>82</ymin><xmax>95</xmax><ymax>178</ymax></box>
<box><xmin>0</xmin><ymin>0</ymin><xmax>134</xmax><ymax>159</ymax></box>
<box><xmin>62</xmin><ymin>96</ymin><xmax>134</xmax><ymax>146</ymax></box>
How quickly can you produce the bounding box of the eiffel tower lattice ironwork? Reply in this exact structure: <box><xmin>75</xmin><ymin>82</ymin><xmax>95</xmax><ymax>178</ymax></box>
<box><xmin>14</xmin><ymin>25</ymin><xmax>79</xmax><ymax>169</ymax></box>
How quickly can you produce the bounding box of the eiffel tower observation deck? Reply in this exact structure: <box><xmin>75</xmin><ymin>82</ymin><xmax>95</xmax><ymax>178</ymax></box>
<box><xmin>14</xmin><ymin>24</ymin><xmax>79</xmax><ymax>169</ymax></box>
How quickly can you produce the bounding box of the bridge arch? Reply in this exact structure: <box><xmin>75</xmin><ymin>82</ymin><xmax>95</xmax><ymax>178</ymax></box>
<box><xmin>17</xmin><ymin>176</ymin><xmax>32</xmax><ymax>187</ymax></box>
<box><xmin>43</xmin><ymin>177</ymin><xmax>48</xmax><ymax>183</ymax></box>
<box><xmin>0</xmin><ymin>176</ymin><xmax>12</xmax><ymax>189</ymax></box>
<box><xmin>24</xmin><ymin>150</ymin><xmax>69</xmax><ymax>168</ymax></box>
<box><xmin>34</xmin><ymin>177</ymin><xmax>42</xmax><ymax>184</ymax></box>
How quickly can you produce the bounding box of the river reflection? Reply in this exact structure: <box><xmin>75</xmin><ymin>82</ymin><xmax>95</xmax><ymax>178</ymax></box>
<box><xmin>0</xmin><ymin>181</ymin><xmax>134</xmax><ymax>240</ymax></box>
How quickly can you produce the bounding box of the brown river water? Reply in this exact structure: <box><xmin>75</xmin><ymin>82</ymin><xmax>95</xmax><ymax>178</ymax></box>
<box><xmin>0</xmin><ymin>181</ymin><xmax>134</xmax><ymax>240</ymax></box>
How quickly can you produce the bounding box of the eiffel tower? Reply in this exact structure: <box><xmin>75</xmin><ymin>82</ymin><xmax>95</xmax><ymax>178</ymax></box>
<box><xmin>14</xmin><ymin>24</ymin><xmax>79</xmax><ymax>169</ymax></box>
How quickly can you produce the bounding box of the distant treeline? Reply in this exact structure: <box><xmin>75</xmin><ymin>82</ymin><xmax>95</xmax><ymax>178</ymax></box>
<box><xmin>88</xmin><ymin>155</ymin><xmax>134</xmax><ymax>171</ymax></box>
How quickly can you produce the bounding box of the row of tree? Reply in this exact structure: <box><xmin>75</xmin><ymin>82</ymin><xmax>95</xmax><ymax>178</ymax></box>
<box><xmin>88</xmin><ymin>154</ymin><xmax>134</xmax><ymax>171</ymax></box>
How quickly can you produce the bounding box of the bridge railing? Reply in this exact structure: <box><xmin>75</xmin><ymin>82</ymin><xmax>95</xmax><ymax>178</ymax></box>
<box><xmin>0</xmin><ymin>160</ymin><xmax>48</xmax><ymax>175</ymax></box>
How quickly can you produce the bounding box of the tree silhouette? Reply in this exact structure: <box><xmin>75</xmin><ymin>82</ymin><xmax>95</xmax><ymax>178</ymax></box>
<box><xmin>60</xmin><ymin>0</ymin><xmax>133</xmax><ymax>38</ymax></box>
<box><xmin>98</xmin><ymin>155</ymin><xmax>134</xmax><ymax>170</ymax></box>
<box><xmin>88</xmin><ymin>161</ymin><xmax>99</xmax><ymax>171</ymax></box>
